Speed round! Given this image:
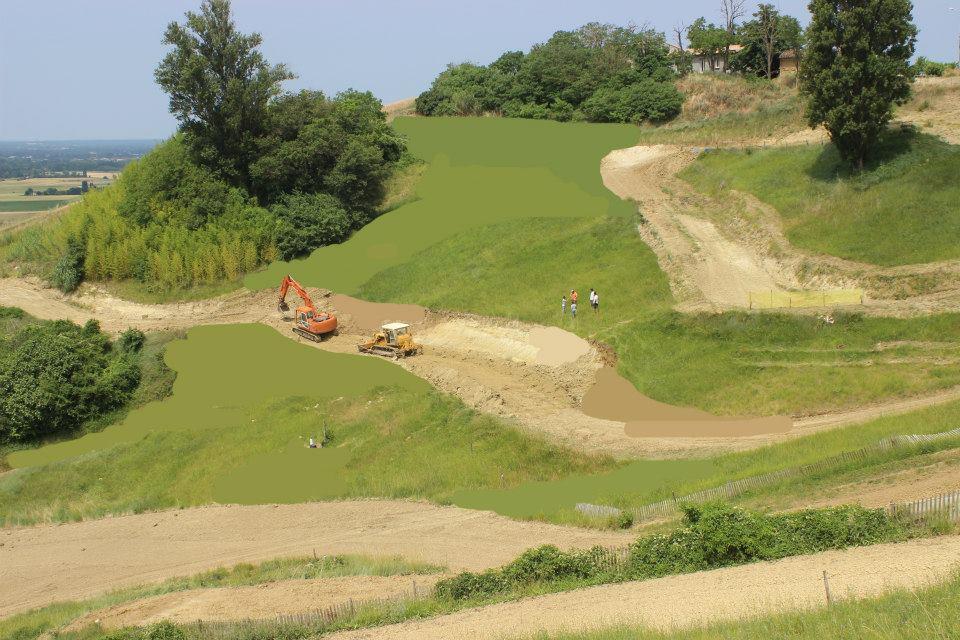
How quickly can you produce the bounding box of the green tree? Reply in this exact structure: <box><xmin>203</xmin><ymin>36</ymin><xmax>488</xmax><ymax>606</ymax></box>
<box><xmin>734</xmin><ymin>8</ymin><xmax>803</xmax><ymax>79</ymax></box>
<box><xmin>155</xmin><ymin>0</ymin><xmax>293</xmax><ymax>188</ymax></box>
<box><xmin>51</xmin><ymin>236</ymin><xmax>86</xmax><ymax>293</ymax></box>
<box><xmin>687</xmin><ymin>18</ymin><xmax>730</xmax><ymax>72</ymax></box>
<box><xmin>272</xmin><ymin>192</ymin><xmax>352</xmax><ymax>260</ymax></box>
<box><xmin>802</xmin><ymin>0</ymin><xmax>917</xmax><ymax>170</ymax></box>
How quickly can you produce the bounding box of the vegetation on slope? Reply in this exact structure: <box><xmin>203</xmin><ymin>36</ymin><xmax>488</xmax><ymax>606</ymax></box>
<box><xmin>416</xmin><ymin>23</ymin><xmax>683</xmax><ymax>124</ymax></box>
<box><xmin>0</xmin><ymin>554</ymin><xmax>439</xmax><ymax>640</ymax></box>
<box><xmin>682</xmin><ymin>130</ymin><xmax>960</xmax><ymax>265</ymax></box>
<box><xmin>0</xmin><ymin>307</ymin><xmax>151</xmax><ymax>447</ymax></box>
<box><xmin>3</xmin><ymin>1</ymin><xmax>405</xmax><ymax>297</ymax></box>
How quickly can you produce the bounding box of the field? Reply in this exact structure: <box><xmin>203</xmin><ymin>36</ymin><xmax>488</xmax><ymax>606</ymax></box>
<box><xmin>681</xmin><ymin>131</ymin><xmax>960</xmax><ymax>266</ymax></box>
<box><xmin>4</xmin><ymin>73</ymin><xmax>960</xmax><ymax>640</ymax></box>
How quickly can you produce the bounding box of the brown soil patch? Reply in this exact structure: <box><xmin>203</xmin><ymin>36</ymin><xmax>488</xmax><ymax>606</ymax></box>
<box><xmin>529</xmin><ymin>326</ymin><xmax>592</xmax><ymax>366</ymax></box>
<box><xmin>328</xmin><ymin>535</ymin><xmax>960</xmax><ymax>640</ymax></box>
<box><xmin>584</xmin><ymin>368</ymin><xmax>791</xmax><ymax>437</ymax></box>
<box><xmin>329</xmin><ymin>294</ymin><xmax>427</xmax><ymax>332</ymax></box>
<box><xmin>0</xmin><ymin>501</ymin><xmax>632</xmax><ymax>618</ymax></box>
<box><xmin>66</xmin><ymin>575</ymin><xmax>443</xmax><ymax>630</ymax></box>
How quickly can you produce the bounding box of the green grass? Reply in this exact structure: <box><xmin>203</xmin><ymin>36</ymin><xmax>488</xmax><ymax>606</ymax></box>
<box><xmin>0</xmin><ymin>554</ymin><xmax>440</xmax><ymax>640</ymax></box>
<box><xmin>0</xmin><ymin>199</ymin><xmax>71</xmax><ymax>212</ymax></box>
<box><xmin>243</xmin><ymin>117</ymin><xmax>639</xmax><ymax>293</ymax></box>
<box><xmin>528</xmin><ymin>572</ymin><xmax>960</xmax><ymax>640</ymax></box>
<box><xmin>682</xmin><ymin>130</ymin><xmax>960</xmax><ymax>266</ymax></box>
<box><xmin>358</xmin><ymin>215</ymin><xmax>960</xmax><ymax>417</ymax></box>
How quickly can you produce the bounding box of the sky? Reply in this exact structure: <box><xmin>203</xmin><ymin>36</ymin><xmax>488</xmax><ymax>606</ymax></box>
<box><xmin>1</xmin><ymin>0</ymin><xmax>957</xmax><ymax>140</ymax></box>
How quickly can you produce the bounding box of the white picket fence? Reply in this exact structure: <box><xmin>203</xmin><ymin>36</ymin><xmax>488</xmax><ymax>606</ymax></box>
<box><xmin>890</xmin><ymin>490</ymin><xmax>960</xmax><ymax>520</ymax></box>
<box><xmin>577</xmin><ymin>427</ymin><xmax>960</xmax><ymax>523</ymax></box>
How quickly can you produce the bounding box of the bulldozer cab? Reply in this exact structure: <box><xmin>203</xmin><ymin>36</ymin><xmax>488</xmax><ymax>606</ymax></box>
<box><xmin>381</xmin><ymin>323</ymin><xmax>410</xmax><ymax>346</ymax></box>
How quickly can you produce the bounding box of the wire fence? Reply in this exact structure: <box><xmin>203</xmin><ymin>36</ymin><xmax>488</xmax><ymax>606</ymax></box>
<box><xmin>577</xmin><ymin>427</ymin><xmax>960</xmax><ymax>523</ymax></box>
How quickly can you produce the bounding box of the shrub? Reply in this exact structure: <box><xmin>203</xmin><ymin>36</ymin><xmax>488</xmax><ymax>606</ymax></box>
<box><xmin>50</xmin><ymin>236</ymin><xmax>86</xmax><ymax>293</ymax></box>
<box><xmin>147</xmin><ymin>621</ymin><xmax>186</xmax><ymax>640</ymax></box>
<box><xmin>434</xmin><ymin>502</ymin><xmax>901</xmax><ymax>602</ymax></box>
<box><xmin>0</xmin><ymin>319</ymin><xmax>141</xmax><ymax>442</ymax></box>
<box><xmin>117</xmin><ymin>328</ymin><xmax>146</xmax><ymax>354</ymax></box>
<box><xmin>272</xmin><ymin>192</ymin><xmax>353</xmax><ymax>260</ymax></box>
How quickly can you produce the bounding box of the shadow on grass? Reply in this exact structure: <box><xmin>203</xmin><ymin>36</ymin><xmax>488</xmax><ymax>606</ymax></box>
<box><xmin>806</xmin><ymin>127</ymin><xmax>951</xmax><ymax>183</ymax></box>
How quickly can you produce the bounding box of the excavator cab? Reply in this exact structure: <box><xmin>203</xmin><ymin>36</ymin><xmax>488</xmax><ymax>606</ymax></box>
<box><xmin>276</xmin><ymin>275</ymin><xmax>338</xmax><ymax>342</ymax></box>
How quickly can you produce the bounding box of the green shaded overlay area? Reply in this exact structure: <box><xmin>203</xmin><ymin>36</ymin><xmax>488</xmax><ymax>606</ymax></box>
<box><xmin>0</xmin><ymin>199</ymin><xmax>71</xmax><ymax>212</ymax></box>
<box><xmin>681</xmin><ymin>131</ymin><xmax>960</xmax><ymax>266</ymax></box>
<box><xmin>244</xmin><ymin>118</ymin><xmax>639</xmax><ymax>292</ymax></box>
<box><xmin>7</xmin><ymin>324</ymin><xmax>427</xmax><ymax>470</ymax></box>
<box><xmin>452</xmin><ymin>459</ymin><xmax>714</xmax><ymax>519</ymax></box>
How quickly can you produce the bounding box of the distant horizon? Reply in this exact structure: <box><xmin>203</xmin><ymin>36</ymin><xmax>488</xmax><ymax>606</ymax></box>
<box><xmin>2</xmin><ymin>0</ymin><xmax>956</xmax><ymax>140</ymax></box>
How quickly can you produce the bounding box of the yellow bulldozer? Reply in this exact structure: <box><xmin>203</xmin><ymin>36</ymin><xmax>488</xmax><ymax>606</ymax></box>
<box><xmin>357</xmin><ymin>323</ymin><xmax>422</xmax><ymax>359</ymax></box>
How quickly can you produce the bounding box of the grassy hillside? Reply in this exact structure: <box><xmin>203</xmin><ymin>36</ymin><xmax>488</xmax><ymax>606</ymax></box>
<box><xmin>359</xmin><ymin>215</ymin><xmax>960</xmax><ymax>417</ymax></box>
<box><xmin>682</xmin><ymin>130</ymin><xmax>960</xmax><ymax>266</ymax></box>
<box><xmin>244</xmin><ymin>118</ymin><xmax>639</xmax><ymax>292</ymax></box>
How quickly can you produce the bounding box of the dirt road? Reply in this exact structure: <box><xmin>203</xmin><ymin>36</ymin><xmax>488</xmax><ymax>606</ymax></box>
<box><xmin>0</xmin><ymin>501</ymin><xmax>633</xmax><ymax>618</ymax></box>
<box><xmin>328</xmin><ymin>534</ymin><xmax>960</xmax><ymax>640</ymax></box>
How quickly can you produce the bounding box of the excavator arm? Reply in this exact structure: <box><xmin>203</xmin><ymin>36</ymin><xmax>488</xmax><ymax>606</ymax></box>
<box><xmin>277</xmin><ymin>274</ymin><xmax>315</xmax><ymax>312</ymax></box>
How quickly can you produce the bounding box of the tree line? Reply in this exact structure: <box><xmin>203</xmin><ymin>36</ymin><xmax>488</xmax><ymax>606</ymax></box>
<box><xmin>417</xmin><ymin>0</ymin><xmax>926</xmax><ymax>171</ymax></box>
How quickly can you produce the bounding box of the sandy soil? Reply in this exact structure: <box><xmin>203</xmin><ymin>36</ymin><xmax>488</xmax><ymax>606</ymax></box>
<box><xmin>383</xmin><ymin>97</ymin><xmax>416</xmax><ymax>122</ymax></box>
<box><xmin>65</xmin><ymin>574</ymin><xmax>444</xmax><ymax>630</ymax></box>
<box><xmin>328</xmin><ymin>535</ymin><xmax>960</xmax><ymax>640</ymax></box>
<box><xmin>0</xmin><ymin>501</ymin><xmax>632</xmax><ymax>618</ymax></box>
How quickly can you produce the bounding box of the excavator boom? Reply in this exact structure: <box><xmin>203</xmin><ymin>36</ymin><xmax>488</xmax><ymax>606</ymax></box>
<box><xmin>278</xmin><ymin>274</ymin><xmax>315</xmax><ymax>312</ymax></box>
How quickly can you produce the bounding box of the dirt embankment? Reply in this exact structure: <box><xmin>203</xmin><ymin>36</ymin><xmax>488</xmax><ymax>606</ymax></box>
<box><xmin>0</xmin><ymin>501</ymin><xmax>633</xmax><ymax>618</ymax></box>
<box><xmin>328</xmin><ymin>535</ymin><xmax>960</xmax><ymax>640</ymax></box>
<box><xmin>601</xmin><ymin>141</ymin><xmax>960</xmax><ymax>317</ymax></box>
<box><xmin>65</xmin><ymin>574</ymin><xmax>444</xmax><ymax>631</ymax></box>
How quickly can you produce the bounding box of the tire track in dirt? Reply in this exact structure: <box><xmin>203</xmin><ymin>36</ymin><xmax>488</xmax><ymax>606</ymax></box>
<box><xmin>0</xmin><ymin>501</ymin><xmax>633</xmax><ymax>618</ymax></box>
<box><xmin>327</xmin><ymin>535</ymin><xmax>960</xmax><ymax>640</ymax></box>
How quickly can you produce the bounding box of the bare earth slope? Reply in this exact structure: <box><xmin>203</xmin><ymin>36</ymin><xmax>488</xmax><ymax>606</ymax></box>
<box><xmin>328</xmin><ymin>535</ymin><xmax>960</xmax><ymax>640</ymax></box>
<box><xmin>0</xmin><ymin>501</ymin><xmax>632</xmax><ymax>618</ymax></box>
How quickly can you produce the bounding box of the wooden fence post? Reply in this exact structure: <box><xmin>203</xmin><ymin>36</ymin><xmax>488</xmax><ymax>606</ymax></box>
<box><xmin>822</xmin><ymin>570</ymin><xmax>833</xmax><ymax>605</ymax></box>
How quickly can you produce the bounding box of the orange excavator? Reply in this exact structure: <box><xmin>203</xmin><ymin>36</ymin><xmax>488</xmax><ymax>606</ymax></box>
<box><xmin>277</xmin><ymin>275</ymin><xmax>338</xmax><ymax>342</ymax></box>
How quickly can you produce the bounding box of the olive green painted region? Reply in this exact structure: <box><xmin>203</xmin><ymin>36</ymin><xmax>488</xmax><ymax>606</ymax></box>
<box><xmin>451</xmin><ymin>458</ymin><xmax>716</xmax><ymax>519</ymax></box>
<box><xmin>214</xmin><ymin>438</ymin><xmax>351</xmax><ymax>504</ymax></box>
<box><xmin>8</xmin><ymin>324</ymin><xmax>428</xmax><ymax>469</ymax></box>
<box><xmin>243</xmin><ymin>118</ymin><xmax>639</xmax><ymax>293</ymax></box>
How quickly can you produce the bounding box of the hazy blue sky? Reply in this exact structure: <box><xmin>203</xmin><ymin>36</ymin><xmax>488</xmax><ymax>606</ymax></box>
<box><xmin>1</xmin><ymin>0</ymin><xmax>957</xmax><ymax>140</ymax></box>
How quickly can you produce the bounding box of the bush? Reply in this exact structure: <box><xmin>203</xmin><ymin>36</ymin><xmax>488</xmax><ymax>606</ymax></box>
<box><xmin>581</xmin><ymin>81</ymin><xmax>683</xmax><ymax>124</ymax></box>
<box><xmin>434</xmin><ymin>502</ymin><xmax>901</xmax><ymax>602</ymax></box>
<box><xmin>117</xmin><ymin>328</ymin><xmax>146</xmax><ymax>354</ymax></box>
<box><xmin>0</xmin><ymin>319</ymin><xmax>141</xmax><ymax>442</ymax></box>
<box><xmin>147</xmin><ymin>621</ymin><xmax>186</xmax><ymax>640</ymax></box>
<box><xmin>50</xmin><ymin>236</ymin><xmax>86</xmax><ymax>293</ymax></box>
<box><xmin>272</xmin><ymin>192</ymin><xmax>353</xmax><ymax>260</ymax></box>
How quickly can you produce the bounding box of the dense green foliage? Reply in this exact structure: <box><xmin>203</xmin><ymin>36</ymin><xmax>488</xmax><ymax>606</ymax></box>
<box><xmin>416</xmin><ymin>23</ymin><xmax>682</xmax><ymax>124</ymax></box>
<box><xmin>682</xmin><ymin>130</ymin><xmax>960</xmax><ymax>266</ymax></box>
<box><xmin>155</xmin><ymin>0</ymin><xmax>293</xmax><ymax>188</ymax></box>
<box><xmin>913</xmin><ymin>56</ymin><xmax>958</xmax><ymax>77</ymax></box>
<box><xmin>7</xmin><ymin>3</ymin><xmax>404</xmax><ymax>293</ymax></box>
<box><xmin>435</xmin><ymin>503</ymin><xmax>902</xmax><ymax>601</ymax></box>
<box><xmin>730</xmin><ymin>5</ymin><xmax>803</xmax><ymax>78</ymax></box>
<box><xmin>802</xmin><ymin>0</ymin><xmax>917</xmax><ymax>169</ymax></box>
<box><xmin>0</xmin><ymin>316</ymin><xmax>140</xmax><ymax>443</ymax></box>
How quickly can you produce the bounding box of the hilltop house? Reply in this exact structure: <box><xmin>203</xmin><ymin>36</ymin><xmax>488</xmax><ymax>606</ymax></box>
<box><xmin>670</xmin><ymin>44</ymin><xmax>744</xmax><ymax>74</ymax></box>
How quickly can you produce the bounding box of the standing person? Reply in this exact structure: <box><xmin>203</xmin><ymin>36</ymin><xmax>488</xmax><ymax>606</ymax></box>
<box><xmin>571</xmin><ymin>289</ymin><xmax>578</xmax><ymax>307</ymax></box>
<box><xmin>571</xmin><ymin>299</ymin><xmax>578</xmax><ymax>318</ymax></box>
<box><xmin>592</xmin><ymin>290</ymin><xmax>600</xmax><ymax>314</ymax></box>
<box><xmin>561</xmin><ymin>294</ymin><xmax>567</xmax><ymax>317</ymax></box>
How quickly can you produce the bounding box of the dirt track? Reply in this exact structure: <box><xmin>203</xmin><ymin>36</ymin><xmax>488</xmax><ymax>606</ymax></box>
<box><xmin>601</xmin><ymin>144</ymin><xmax>960</xmax><ymax>317</ymax></box>
<box><xmin>0</xmin><ymin>501</ymin><xmax>633</xmax><ymax>618</ymax></box>
<box><xmin>328</xmin><ymin>535</ymin><xmax>960</xmax><ymax>640</ymax></box>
